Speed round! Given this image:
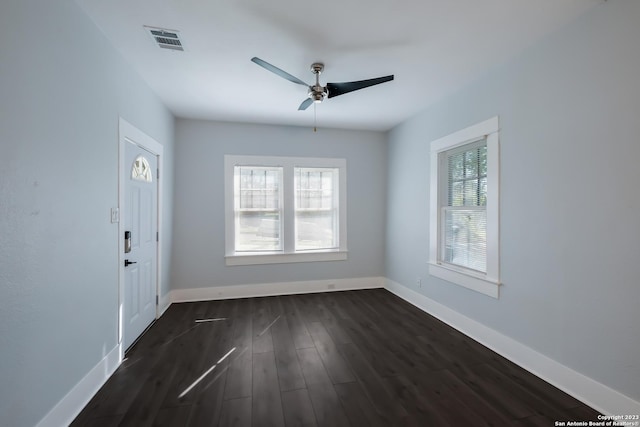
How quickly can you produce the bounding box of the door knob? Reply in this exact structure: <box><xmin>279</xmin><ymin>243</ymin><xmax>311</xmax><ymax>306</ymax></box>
<box><xmin>124</xmin><ymin>259</ymin><xmax>137</xmax><ymax>267</ymax></box>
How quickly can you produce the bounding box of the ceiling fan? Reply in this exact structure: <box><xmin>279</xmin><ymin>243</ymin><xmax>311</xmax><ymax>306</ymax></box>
<box><xmin>251</xmin><ymin>57</ymin><xmax>394</xmax><ymax>111</ymax></box>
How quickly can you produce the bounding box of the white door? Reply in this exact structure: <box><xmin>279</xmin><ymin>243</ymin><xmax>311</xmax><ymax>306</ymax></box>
<box><xmin>123</xmin><ymin>141</ymin><xmax>158</xmax><ymax>350</ymax></box>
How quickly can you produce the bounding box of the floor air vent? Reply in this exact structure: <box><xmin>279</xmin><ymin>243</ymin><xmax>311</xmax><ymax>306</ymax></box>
<box><xmin>144</xmin><ymin>26</ymin><xmax>184</xmax><ymax>51</ymax></box>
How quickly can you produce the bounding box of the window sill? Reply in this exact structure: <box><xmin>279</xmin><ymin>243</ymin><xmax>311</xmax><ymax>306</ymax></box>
<box><xmin>429</xmin><ymin>263</ymin><xmax>500</xmax><ymax>299</ymax></box>
<box><xmin>226</xmin><ymin>250</ymin><xmax>348</xmax><ymax>266</ymax></box>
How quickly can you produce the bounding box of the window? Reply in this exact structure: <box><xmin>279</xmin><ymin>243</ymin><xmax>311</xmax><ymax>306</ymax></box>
<box><xmin>131</xmin><ymin>155</ymin><xmax>153</xmax><ymax>182</ymax></box>
<box><xmin>295</xmin><ymin>167</ymin><xmax>339</xmax><ymax>251</ymax></box>
<box><xmin>429</xmin><ymin>117</ymin><xmax>500</xmax><ymax>298</ymax></box>
<box><xmin>235</xmin><ymin>166</ymin><xmax>282</xmax><ymax>252</ymax></box>
<box><xmin>442</xmin><ymin>141</ymin><xmax>487</xmax><ymax>272</ymax></box>
<box><xmin>225</xmin><ymin>155</ymin><xmax>347</xmax><ymax>266</ymax></box>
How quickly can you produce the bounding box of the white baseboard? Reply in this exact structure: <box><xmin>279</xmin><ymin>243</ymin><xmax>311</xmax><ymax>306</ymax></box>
<box><xmin>158</xmin><ymin>291</ymin><xmax>172</xmax><ymax>317</ymax></box>
<box><xmin>170</xmin><ymin>276</ymin><xmax>385</xmax><ymax>303</ymax></box>
<box><xmin>36</xmin><ymin>343</ymin><xmax>122</xmax><ymax>427</ymax></box>
<box><xmin>384</xmin><ymin>278</ymin><xmax>640</xmax><ymax>416</ymax></box>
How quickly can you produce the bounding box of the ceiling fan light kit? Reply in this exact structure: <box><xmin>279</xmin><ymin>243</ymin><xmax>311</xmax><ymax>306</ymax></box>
<box><xmin>251</xmin><ymin>57</ymin><xmax>394</xmax><ymax>112</ymax></box>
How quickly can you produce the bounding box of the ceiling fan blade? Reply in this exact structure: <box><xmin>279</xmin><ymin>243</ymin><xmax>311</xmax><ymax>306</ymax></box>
<box><xmin>251</xmin><ymin>57</ymin><xmax>309</xmax><ymax>86</ymax></box>
<box><xmin>326</xmin><ymin>75</ymin><xmax>394</xmax><ymax>98</ymax></box>
<box><xmin>298</xmin><ymin>98</ymin><xmax>313</xmax><ymax>111</ymax></box>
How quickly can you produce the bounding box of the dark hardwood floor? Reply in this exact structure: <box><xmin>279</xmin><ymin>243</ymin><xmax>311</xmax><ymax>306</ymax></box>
<box><xmin>72</xmin><ymin>289</ymin><xmax>600</xmax><ymax>426</ymax></box>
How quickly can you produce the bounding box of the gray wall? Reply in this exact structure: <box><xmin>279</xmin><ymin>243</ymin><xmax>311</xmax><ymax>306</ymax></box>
<box><xmin>0</xmin><ymin>1</ymin><xmax>175</xmax><ymax>426</ymax></box>
<box><xmin>172</xmin><ymin>119</ymin><xmax>386</xmax><ymax>289</ymax></box>
<box><xmin>386</xmin><ymin>0</ymin><xmax>640</xmax><ymax>401</ymax></box>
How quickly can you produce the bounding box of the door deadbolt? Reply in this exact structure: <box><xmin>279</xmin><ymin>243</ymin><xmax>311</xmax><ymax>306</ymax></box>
<box><xmin>124</xmin><ymin>231</ymin><xmax>131</xmax><ymax>253</ymax></box>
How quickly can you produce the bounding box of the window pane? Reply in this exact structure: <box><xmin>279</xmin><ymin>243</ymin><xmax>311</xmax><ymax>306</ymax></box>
<box><xmin>295</xmin><ymin>167</ymin><xmax>338</xmax><ymax>251</ymax></box>
<box><xmin>447</xmin><ymin>142</ymin><xmax>487</xmax><ymax>207</ymax></box>
<box><xmin>463</xmin><ymin>179</ymin><xmax>479</xmax><ymax>206</ymax></box>
<box><xmin>295</xmin><ymin>210</ymin><xmax>335</xmax><ymax>250</ymax></box>
<box><xmin>238</xmin><ymin>167</ymin><xmax>280</xmax><ymax>210</ymax></box>
<box><xmin>236</xmin><ymin>211</ymin><xmax>281</xmax><ymax>251</ymax></box>
<box><xmin>235</xmin><ymin>166</ymin><xmax>282</xmax><ymax>252</ymax></box>
<box><xmin>131</xmin><ymin>155</ymin><xmax>152</xmax><ymax>182</ymax></box>
<box><xmin>442</xmin><ymin>208</ymin><xmax>486</xmax><ymax>273</ymax></box>
<box><xmin>479</xmin><ymin>145</ymin><xmax>487</xmax><ymax>176</ymax></box>
<box><xmin>449</xmin><ymin>151</ymin><xmax>464</xmax><ymax>180</ymax></box>
<box><xmin>464</xmin><ymin>149</ymin><xmax>479</xmax><ymax>178</ymax></box>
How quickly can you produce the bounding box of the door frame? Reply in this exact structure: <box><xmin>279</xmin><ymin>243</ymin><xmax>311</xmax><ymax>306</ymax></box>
<box><xmin>118</xmin><ymin>118</ymin><xmax>163</xmax><ymax>353</ymax></box>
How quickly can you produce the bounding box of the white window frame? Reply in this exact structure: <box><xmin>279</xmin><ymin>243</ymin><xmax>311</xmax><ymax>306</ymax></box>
<box><xmin>224</xmin><ymin>155</ymin><xmax>348</xmax><ymax>266</ymax></box>
<box><xmin>429</xmin><ymin>117</ymin><xmax>500</xmax><ymax>298</ymax></box>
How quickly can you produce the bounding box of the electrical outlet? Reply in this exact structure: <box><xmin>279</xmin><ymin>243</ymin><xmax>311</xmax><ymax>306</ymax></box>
<box><xmin>416</xmin><ymin>277</ymin><xmax>422</xmax><ymax>288</ymax></box>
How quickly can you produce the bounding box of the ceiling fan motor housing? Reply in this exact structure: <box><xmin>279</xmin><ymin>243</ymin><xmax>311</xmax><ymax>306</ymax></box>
<box><xmin>310</xmin><ymin>85</ymin><xmax>327</xmax><ymax>103</ymax></box>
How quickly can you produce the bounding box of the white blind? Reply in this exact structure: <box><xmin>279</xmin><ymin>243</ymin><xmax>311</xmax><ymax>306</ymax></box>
<box><xmin>441</xmin><ymin>140</ymin><xmax>487</xmax><ymax>272</ymax></box>
<box><xmin>234</xmin><ymin>166</ymin><xmax>283</xmax><ymax>252</ymax></box>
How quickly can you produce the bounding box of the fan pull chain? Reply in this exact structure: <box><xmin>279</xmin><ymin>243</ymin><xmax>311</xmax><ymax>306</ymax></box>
<box><xmin>314</xmin><ymin>103</ymin><xmax>317</xmax><ymax>132</ymax></box>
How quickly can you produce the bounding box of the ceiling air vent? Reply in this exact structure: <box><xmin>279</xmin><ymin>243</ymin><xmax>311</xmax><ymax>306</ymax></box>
<box><xmin>144</xmin><ymin>26</ymin><xmax>184</xmax><ymax>51</ymax></box>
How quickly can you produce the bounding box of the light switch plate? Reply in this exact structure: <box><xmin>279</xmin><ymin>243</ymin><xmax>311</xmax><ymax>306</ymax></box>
<box><xmin>110</xmin><ymin>207</ymin><xmax>120</xmax><ymax>223</ymax></box>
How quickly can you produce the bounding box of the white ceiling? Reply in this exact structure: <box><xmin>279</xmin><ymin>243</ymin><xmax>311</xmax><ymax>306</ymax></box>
<box><xmin>75</xmin><ymin>0</ymin><xmax>602</xmax><ymax>131</ymax></box>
